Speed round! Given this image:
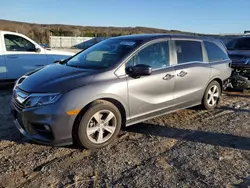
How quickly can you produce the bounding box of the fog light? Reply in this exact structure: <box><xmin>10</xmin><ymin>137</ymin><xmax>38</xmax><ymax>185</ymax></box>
<box><xmin>44</xmin><ymin>125</ymin><xmax>50</xmax><ymax>131</ymax></box>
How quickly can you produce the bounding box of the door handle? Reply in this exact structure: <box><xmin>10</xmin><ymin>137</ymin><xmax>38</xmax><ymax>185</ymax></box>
<box><xmin>177</xmin><ymin>71</ymin><xmax>187</xmax><ymax>77</ymax></box>
<box><xmin>163</xmin><ymin>74</ymin><xmax>175</xmax><ymax>80</ymax></box>
<box><xmin>35</xmin><ymin>65</ymin><xmax>44</xmax><ymax>67</ymax></box>
<box><xmin>7</xmin><ymin>55</ymin><xmax>18</xmax><ymax>59</ymax></box>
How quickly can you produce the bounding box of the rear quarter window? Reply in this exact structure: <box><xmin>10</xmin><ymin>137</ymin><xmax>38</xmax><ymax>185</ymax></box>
<box><xmin>175</xmin><ymin>40</ymin><xmax>203</xmax><ymax>64</ymax></box>
<box><xmin>204</xmin><ymin>41</ymin><xmax>229</xmax><ymax>62</ymax></box>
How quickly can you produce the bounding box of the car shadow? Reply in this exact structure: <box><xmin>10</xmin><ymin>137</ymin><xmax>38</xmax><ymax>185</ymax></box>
<box><xmin>0</xmin><ymin>83</ymin><xmax>14</xmax><ymax>90</ymax></box>
<box><xmin>223</xmin><ymin>92</ymin><xmax>250</xmax><ymax>99</ymax></box>
<box><xmin>218</xmin><ymin>106</ymin><xmax>250</xmax><ymax>113</ymax></box>
<box><xmin>125</xmin><ymin>123</ymin><xmax>250</xmax><ymax>151</ymax></box>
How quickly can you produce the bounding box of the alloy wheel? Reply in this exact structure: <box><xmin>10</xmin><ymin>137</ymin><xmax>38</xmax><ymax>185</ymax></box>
<box><xmin>207</xmin><ymin>85</ymin><xmax>219</xmax><ymax>106</ymax></box>
<box><xmin>86</xmin><ymin>110</ymin><xmax>117</xmax><ymax>144</ymax></box>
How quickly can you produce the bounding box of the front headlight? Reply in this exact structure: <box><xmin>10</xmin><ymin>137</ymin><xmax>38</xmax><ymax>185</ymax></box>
<box><xmin>24</xmin><ymin>93</ymin><xmax>61</xmax><ymax>108</ymax></box>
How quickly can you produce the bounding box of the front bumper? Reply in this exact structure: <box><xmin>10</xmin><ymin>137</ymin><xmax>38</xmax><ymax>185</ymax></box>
<box><xmin>11</xmin><ymin>95</ymin><xmax>76</xmax><ymax>146</ymax></box>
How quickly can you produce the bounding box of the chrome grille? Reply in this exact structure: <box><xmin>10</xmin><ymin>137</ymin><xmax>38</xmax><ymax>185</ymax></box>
<box><xmin>13</xmin><ymin>98</ymin><xmax>25</xmax><ymax>112</ymax></box>
<box><xmin>12</xmin><ymin>88</ymin><xmax>29</xmax><ymax>112</ymax></box>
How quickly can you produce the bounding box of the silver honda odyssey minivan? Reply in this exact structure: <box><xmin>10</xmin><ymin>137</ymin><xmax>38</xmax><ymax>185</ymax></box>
<box><xmin>11</xmin><ymin>34</ymin><xmax>232</xmax><ymax>149</ymax></box>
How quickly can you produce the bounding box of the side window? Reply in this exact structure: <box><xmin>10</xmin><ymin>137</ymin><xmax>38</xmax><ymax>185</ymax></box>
<box><xmin>4</xmin><ymin>34</ymin><xmax>36</xmax><ymax>52</ymax></box>
<box><xmin>126</xmin><ymin>58</ymin><xmax>134</xmax><ymax>68</ymax></box>
<box><xmin>175</xmin><ymin>40</ymin><xmax>203</xmax><ymax>64</ymax></box>
<box><xmin>127</xmin><ymin>41</ymin><xmax>170</xmax><ymax>70</ymax></box>
<box><xmin>204</xmin><ymin>41</ymin><xmax>229</xmax><ymax>62</ymax></box>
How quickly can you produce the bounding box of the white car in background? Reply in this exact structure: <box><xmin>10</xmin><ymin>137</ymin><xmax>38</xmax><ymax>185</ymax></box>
<box><xmin>0</xmin><ymin>31</ymin><xmax>76</xmax><ymax>82</ymax></box>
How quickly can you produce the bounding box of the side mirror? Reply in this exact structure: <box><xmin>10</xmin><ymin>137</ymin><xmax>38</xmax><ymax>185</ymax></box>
<box><xmin>126</xmin><ymin>64</ymin><xmax>152</xmax><ymax>77</ymax></box>
<box><xmin>36</xmin><ymin>48</ymin><xmax>41</xmax><ymax>53</ymax></box>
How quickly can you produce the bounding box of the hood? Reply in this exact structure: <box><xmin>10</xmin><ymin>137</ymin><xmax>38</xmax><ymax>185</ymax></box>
<box><xmin>18</xmin><ymin>64</ymin><xmax>96</xmax><ymax>93</ymax></box>
<box><xmin>228</xmin><ymin>50</ymin><xmax>250</xmax><ymax>58</ymax></box>
<box><xmin>45</xmin><ymin>49</ymin><xmax>77</xmax><ymax>56</ymax></box>
<box><xmin>227</xmin><ymin>50</ymin><xmax>250</xmax><ymax>68</ymax></box>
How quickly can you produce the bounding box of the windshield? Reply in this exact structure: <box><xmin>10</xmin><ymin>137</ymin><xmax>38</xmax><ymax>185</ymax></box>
<box><xmin>226</xmin><ymin>37</ymin><xmax>250</xmax><ymax>50</ymax></box>
<box><xmin>65</xmin><ymin>39</ymin><xmax>142</xmax><ymax>70</ymax></box>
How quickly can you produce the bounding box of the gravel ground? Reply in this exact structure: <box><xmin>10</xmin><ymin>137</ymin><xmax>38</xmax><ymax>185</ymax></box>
<box><xmin>0</xmin><ymin>86</ymin><xmax>249</xmax><ymax>188</ymax></box>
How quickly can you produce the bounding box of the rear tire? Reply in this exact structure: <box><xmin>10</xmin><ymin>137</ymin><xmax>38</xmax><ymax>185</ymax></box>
<box><xmin>74</xmin><ymin>100</ymin><xmax>122</xmax><ymax>149</ymax></box>
<box><xmin>202</xmin><ymin>81</ymin><xmax>221</xmax><ymax>110</ymax></box>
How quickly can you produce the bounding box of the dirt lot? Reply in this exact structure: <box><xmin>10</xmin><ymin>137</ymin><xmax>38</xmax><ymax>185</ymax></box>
<box><xmin>0</xmin><ymin>86</ymin><xmax>250</xmax><ymax>188</ymax></box>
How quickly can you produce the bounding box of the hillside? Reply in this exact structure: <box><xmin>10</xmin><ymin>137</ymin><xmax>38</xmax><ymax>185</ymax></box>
<box><xmin>0</xmin><ymin>19</ymin><xmax>199</xmax><ymax>44</ymax></box>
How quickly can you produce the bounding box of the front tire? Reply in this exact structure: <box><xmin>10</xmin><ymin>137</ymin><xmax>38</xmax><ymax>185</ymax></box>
<box><xmin>202</xmin><ymin>81</ymin><xmax>221</xmax><ymax>110</ymax></box>
<box><xmin>74</xmin><ymin>100</ymin><xmax>122</xmax><ymax>149</ymax></box>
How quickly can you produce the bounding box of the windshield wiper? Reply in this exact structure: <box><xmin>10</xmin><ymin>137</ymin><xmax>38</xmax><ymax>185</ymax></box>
<box><xmin>64</xmin><ymin>60</ymin><xmax>80</xmax><ymax>68</ymax></box>
<box><xmin>66</xmin><ymin>64</ymin><xmax>80</xmax><ymax>68</ymax></box>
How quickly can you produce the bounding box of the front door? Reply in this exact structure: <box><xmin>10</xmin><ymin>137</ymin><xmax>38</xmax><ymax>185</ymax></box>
<box><xmin>173</xmin><ymin>40</ymin><xmax>211</xmax><ymax>105</ymax></box>
<box><xmin>0</xmin><ymin>50</ymin><xmax>6</xmax><ymax>80</ymax></box>
<box><xmin>126</xmin><ymin>40</ymin><xmax>176</xmax><ymax>120</ymax></box>
<box><xmin>3</xmin><ymin>34</ymin><xmax>48</xmax><ymax>79</ymax></box>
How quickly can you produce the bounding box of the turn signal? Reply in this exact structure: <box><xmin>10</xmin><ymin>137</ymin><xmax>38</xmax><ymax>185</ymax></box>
<box><xmin>67</xmin><ymin>109</ymin><xmax>80</xmax><ymax>115</ymax></box>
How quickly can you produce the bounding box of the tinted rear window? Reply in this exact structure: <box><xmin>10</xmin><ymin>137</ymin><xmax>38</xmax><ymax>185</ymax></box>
<box><xmin>175</xmin><ymin>40</ymin><xmax>203</xmax><ymax>64</ymax></box>
<box><xmin>204</xmin><ymin>41</ymin><xmax>228</xmax><ymax>62</ymax></box>
<box><xmin>226</xmin><ymin>37</ymin><xmax>250</xmax><ymax>50</ymax></box>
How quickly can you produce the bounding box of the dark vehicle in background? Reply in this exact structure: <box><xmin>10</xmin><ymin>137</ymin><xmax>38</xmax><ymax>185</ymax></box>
<box><xmin>226</xmin><ymin>37</ymin><xmax>250</xmax><ymax>90</ymax></box>
<box><xmin>40</xmin><ymin>43</ymin><xmax>49</xmax><ymax>49</ymax></box>
<box><xmin>11</xmin><ymin>34</ymin><xmax>232</xmax><ymax>149</ymax></box>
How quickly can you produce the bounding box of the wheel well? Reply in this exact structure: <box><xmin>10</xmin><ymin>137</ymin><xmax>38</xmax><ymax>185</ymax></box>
<box><xmin>202</xmin><ymin>78</ymin><xmax>223</xmax><ymax>103</ymax></box>
<box><xmin>100</xmin><ymin>98</ymin><xmax>126</xmax><ymax>127</ymax></box>
<box><xmin>212</xmin><ymin>78</ymin><xmax>223</xmax><ymax>92</ymax></box>
<box><xmin>72</xmin><ymin>98</ymin><xmax>127</xmax><ymax>142</ymax></box>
